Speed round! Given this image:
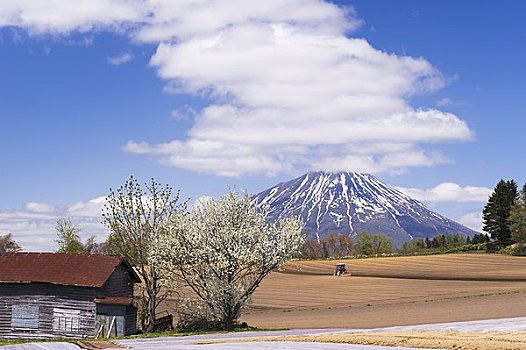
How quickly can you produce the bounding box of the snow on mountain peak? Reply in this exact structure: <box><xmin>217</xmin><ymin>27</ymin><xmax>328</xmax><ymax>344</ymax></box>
<box><xmin>252</xmin><ymin>171</ymin><xmax>478</xmax><ymax>245</ymax></box>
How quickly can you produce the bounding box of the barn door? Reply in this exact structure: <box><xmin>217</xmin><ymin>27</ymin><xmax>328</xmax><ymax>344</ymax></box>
<box><xmin>95</xmin><ymin>315</ymin><xmax>125</xmax><ymax>337</ymax></box>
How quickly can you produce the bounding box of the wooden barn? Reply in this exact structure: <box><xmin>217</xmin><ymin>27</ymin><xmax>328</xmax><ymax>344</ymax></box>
<box><xmin>0</xmin><ymin>252</ymin><xmax>140</xmax><ymax>339</ymax></box>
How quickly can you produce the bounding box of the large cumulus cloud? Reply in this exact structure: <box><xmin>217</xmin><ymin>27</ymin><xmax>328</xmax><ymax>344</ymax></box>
<box><xmin>2</xmin><ymin>0</ymin><xmax>473</xmax><ymax>176</ymax></box>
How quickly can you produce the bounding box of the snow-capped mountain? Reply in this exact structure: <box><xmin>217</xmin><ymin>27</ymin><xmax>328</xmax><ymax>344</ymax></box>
<box><xmin>253</xmin><ymin>171</ymin><xmax>478</xmax><ymax>245</ymax></box>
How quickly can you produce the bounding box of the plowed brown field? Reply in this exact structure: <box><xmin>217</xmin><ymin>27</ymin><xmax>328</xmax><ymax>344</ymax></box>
<box><xmin>239</xmin><ymin>253</ymin><xmax>526</xmax><ymax>329</ymax></box>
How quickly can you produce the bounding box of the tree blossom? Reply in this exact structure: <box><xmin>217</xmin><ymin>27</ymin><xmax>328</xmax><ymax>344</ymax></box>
<box><xmin>151</xmin><ymin>190</ymin><xmax>304</xmax><ymax>329</ymax></box>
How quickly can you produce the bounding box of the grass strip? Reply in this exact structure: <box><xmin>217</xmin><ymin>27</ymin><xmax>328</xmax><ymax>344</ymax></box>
<box><xmin>196</xmin><ymin>330</ymin><xmax>526</xmax><ymax>350</ymax></box>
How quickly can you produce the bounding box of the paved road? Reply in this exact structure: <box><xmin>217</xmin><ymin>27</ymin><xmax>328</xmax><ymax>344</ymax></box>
<box><xmin>4</xmin><ymin>317</ymin><xmax>526</xmax><ymax>350</ymax></box>
<box><xmin>113</xmin><ymin>316</ymin><xmax>526</xmax><ymax>350</ymax></box>
<box><xmin>115</xmin><ymin>330</ymin><xmax>427</xmax><ymax>350</ymax></box>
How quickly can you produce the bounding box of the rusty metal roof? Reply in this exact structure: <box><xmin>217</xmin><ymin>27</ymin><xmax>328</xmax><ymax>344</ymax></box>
<box><xmin>0</xmin><ymin>252</ymin><xmax>139</xmax><ymax>288</ymax></box>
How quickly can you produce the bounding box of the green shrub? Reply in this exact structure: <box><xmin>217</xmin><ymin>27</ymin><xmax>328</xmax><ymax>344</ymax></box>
<box><xmin>176</xmin><ymin>314</ymin><xmax>249</xmax><ymax>332</ymax></box>
<box><xmin>499</xmin><ymin>243</ymin><xmax>526</xmax><ymax>256</ymax></box>
<box><xmin>176</xmin><ymin>315</ymin><xmax>222</xmax><ymax>332</ymax></box>
<box><xmin>485</xmin><ymin>241</ymin><xmax>500</xmax><ymax>253</ymax></box>
<box><xmin>445</xmin><ymin>242</ymin><xmax>487</xmax><ymax>253</ymax></box>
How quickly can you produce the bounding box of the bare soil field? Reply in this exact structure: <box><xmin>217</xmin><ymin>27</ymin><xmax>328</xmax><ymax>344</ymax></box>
<box><xmin>281</xmin><ymin>253</ymin><xmax>526</xmax><ymax>280</ymax></box>
<box><xmin>239</xmin><ymin>253</ymin><xmax>526</xmax><ymax>329</ymax></box>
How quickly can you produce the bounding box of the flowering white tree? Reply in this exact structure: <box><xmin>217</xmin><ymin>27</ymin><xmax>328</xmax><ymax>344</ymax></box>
<box><xmin>102</xmin><ymin>176</ymin><xmax>185</xmax><ymax>332</ymax></box>
<box><xmin>151</xmin><ymin>190</ymin><xmax>304</xmax><ymax>330</ymax></box>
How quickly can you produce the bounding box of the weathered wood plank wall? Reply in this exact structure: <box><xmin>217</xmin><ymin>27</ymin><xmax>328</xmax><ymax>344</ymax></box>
<box><xmin>0</xmin><ymin>294</ymin><xmax>95</xmax><ymax>339</ymax></box>
<box><xmin>102</xmin><ymin>265</ymin><xmax>135</xmax><ymax>297</ymax></box>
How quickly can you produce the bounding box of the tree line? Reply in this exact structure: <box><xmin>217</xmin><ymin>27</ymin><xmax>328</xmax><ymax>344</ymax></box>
<box><xmin>300</xmin><ymin>231</ymin><xmax>490</xmax><ymax>259</ymax></box>
<box><xmin>301</xmin><ymin>232</ymin><xmax>392</xmax><ymax>258</ymax></box>
<box><xmin>482</xmin><ymin>179</ymin><xmax>526</xmax><ymax>253</ymax></box>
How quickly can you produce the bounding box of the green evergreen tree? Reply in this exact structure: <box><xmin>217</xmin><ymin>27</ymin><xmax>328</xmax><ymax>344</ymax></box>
<box><xmin>479</xmin><ymin>233</ymin><xmax>490</xmax><ymax>243</ymax></box>
<box><xmin>482</xmin><ymin>179</ymin><xmax>518</xmax><ymax>247</ymax></box>
<box><xmin>472</xmin><ymin>233</ymin><xmax>488</xmax><ymax>244</ymax></box>
<box><xmin>510</xmin><ymin>183</ymin><xmax>526</xmax><ymax>244</ymax></box>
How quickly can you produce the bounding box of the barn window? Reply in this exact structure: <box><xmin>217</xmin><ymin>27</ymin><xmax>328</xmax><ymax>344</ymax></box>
<box><xmin>53</xmin><ymin>308</ymin><xmax>80</xmax><ymax>333</ymax></box>
<box><xmin>11</xmin><ymin>304</ymin><xmax>39</xmax><ymax>330</ymax></box>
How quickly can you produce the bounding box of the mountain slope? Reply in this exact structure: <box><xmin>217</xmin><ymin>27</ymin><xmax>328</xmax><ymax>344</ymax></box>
<box><xmin>252</xmin><ymin>171</ymin><xmax>478</xmax><ymax>245</ymax></box>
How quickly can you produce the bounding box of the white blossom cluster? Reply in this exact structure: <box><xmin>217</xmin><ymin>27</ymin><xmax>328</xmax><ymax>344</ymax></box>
<box><xmin>150</xmin><ymin>190</ymin><xmax>304</xmax><ymax>326</ymax></box>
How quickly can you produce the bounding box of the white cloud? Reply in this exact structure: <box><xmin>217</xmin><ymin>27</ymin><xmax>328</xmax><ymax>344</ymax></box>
<box><xmin>25</xmin><ymin>202</ymin><xmax>55</xmax><ymax>213</ymax></box>
<box><xmin>139</xmin><ymin>4</ymin><xmax>471</xmax><ymax>176</ymax></box>
<box><xmin>0</xmin><ymin>0</ymin><xmax>357</xmax><ymax>39</ymax></box>
<box><xmin>67</xmin><ymin>196</ymin><xmax>107</xmax><ymax>217</ymax></box>
<box><xmin>107</xmin><ymin>52</ymin><xmax>133</xmax><ymax>65</ymax></box>
<box><xmin>2</xmin><ymin>1</ymin><xmax>474</xmax><ymax>176</ymax></box>
<box><xmin>312</xmin><ymin>149</ymin><xmax>449</xmax><ymax>175</ymax></box>
<box><xmin>0</xmin><ymin>0</ymin><xmax>146</xmax><ymax>35</ymax></box>
<box><xmin>123</xmin><ymin>139</ymin><xmax>289</xmax><ymax>176</ymax></box>
<box><xmin>397</xmin><ymin>183</ymin><xmax>492</xmax><ymax>203</ymax></box>
<box><xmin>0</xmin><ymin>211</ymin><xmax>56</xmax><ymax>221</ymax></box>
<box><xmin>0</xmin><ymin>192</ymin><xmax>210</xmax><ymax>251</ymax></box>
<box><xmin>456</xmin><ymin>211</ymin><xmax>484</xmax><ymax>232</ymax></box>
<box><xmin>135</xmin><ymin>0</ymin><xmax>361</xmax><ymax>43</ymax></box>
<box><xmin>0</xmin><ymin>198</ymin><xmax>108</xmax><ymax>252</ymax></box>
<box><xmin>131</xmin><ymin>20</ymin><xmax>472</xmax><ymax>175</ymax></box>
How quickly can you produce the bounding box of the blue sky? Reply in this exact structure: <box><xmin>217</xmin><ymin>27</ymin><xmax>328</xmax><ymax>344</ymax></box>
<box><xmin>1</xmin><ymin>0</ymin><xmax>525</xmax><ymax>250</ymax></box>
